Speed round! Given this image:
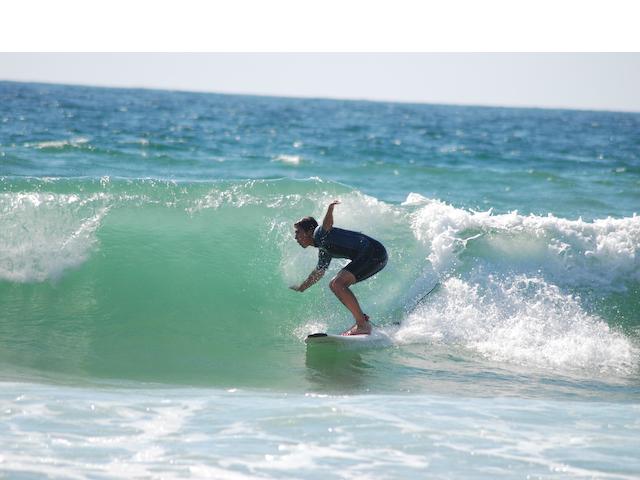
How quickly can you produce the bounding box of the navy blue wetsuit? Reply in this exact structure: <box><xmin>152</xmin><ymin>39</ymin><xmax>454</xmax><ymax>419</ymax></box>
<box><xmin>313</xmin><ymin>226</ymin><xmax>388</xmax><ymax>282</ymax></box>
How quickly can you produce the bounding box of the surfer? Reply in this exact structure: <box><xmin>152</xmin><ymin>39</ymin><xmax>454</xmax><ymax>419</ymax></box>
<box><xmin>291</xmin><ymin>200</ymin><xmax>388</xmax><ymax>335</ymax></box>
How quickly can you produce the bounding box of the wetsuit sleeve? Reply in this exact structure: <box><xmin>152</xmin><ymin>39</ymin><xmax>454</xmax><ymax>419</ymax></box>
<box><xmin>317</xmin><ymin>249</ymin><xmax>332</xmax><ymax>271</ymax></box>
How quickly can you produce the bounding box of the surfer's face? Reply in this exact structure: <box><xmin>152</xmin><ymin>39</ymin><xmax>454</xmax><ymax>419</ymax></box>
<box><xmin>294</xmin><ymin>226</ymin><xmax>313</xmax><ymax>248</ymax></box>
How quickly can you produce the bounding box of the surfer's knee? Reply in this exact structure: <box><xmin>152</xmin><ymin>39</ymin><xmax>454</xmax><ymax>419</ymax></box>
<box><xmin>329</xmin><ymin>277</ymin><xmax>345</xmax><ymax>293</ymax></box>
<box><xmin>330</xmin><ymin>271</ymin><xmax>356</xmax><ymax>293</ymax></box>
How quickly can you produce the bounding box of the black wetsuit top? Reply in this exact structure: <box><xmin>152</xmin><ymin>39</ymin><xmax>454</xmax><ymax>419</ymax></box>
<box><xmin>313</xmin><ymin>226</ymin><xmax>388</xmax><ymax>282</ymax></box>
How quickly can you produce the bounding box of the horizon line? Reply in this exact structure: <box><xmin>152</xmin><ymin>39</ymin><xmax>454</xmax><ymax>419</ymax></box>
<box><xmin>2</xmin><ymin>78</ymin><xmax>639</xmax><ymax>115</ymax></box>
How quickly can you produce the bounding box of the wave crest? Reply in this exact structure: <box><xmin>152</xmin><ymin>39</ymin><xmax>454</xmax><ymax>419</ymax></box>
<box><xmin>405</xmin><ymin>193</ymin><xmax>640</xmax><ymax>292</ymax></box>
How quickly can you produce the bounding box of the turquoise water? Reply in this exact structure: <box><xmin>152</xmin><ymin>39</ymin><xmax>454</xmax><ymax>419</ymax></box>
<box><xmin>1</xmin><ymin>81</ymin><xmax>639</xmax><ymax>478</ymax></box>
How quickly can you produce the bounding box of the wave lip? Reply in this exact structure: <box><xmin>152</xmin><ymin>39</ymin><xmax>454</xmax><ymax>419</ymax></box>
<box><xmin>404</xmin><ymin>193</ymin><xmax>640</xmax><ymax>292</ymax></box>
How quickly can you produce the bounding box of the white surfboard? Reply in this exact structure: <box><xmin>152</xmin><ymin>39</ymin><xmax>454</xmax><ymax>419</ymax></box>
<box><xmin>305</xmin><ymin>329</ymin><xmax>392</xmax><ymax>347</ymax></box>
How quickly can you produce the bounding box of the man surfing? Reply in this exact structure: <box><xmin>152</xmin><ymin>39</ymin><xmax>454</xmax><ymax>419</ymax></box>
<box><xmin>291</xmin><ymin>200</ymin><xmax>388</xmax><ymax>335</ymax></box>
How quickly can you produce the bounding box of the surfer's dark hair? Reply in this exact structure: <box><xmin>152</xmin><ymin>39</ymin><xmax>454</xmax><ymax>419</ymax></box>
<box><xmin>294</xmin><ymin>216</ymin><xmax>318</xmax><ymax>233</ymax></box>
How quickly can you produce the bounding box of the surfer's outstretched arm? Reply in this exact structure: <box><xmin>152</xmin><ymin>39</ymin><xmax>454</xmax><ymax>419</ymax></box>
<box><xmin>290</xmin><ymin>268</ymin><xmax>326</xmax><ymax>292</ymax></box>
<box><xmin>322</xmin><ymin>200</ymin><xmax>340</xmax><ymax>231</ymax></box>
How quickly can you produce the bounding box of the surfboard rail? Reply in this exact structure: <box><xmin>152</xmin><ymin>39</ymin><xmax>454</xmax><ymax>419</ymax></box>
<box><xmin>305</xmin><ymin>330</ymin><xmax>391</xmax><ymax>347</ymax></box>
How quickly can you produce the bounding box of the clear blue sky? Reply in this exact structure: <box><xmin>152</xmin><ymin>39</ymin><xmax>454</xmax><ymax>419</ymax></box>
<box><xmin>2</xmin><ymin>53</ymin><xmax>639</xmax><ymax>112</ymax></box>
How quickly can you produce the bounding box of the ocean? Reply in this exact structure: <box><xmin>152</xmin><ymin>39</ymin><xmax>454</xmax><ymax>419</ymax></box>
<box><xmin>1</xmin><ymin>80</ymin><xmax>639</xmax><ymax>479</ymax></box>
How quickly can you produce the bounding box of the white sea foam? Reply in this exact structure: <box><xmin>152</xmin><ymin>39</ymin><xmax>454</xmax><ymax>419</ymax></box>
<box><xmin>405</xmin><ymin>193</ymin><xmax>640</xmax><ymax>291</ymax></box>
<box><xmin>274</xmin><ymin>154</ymin><xmax>302</xmax><ymax>165</ymax></box>
<box><xmin>0</xmin><ymin>192</ymin><xmax>109</xmax><ymax>282</ymax></box>
<box><xmin>396</xmin><ymin>275</ymin><xmax>638</xmax><ymax>374</ymax></box>
<box><xmin>3</xmin><ymin>384</ymin><xmax>639</xmax><ymax>480</ymax></box>
<box><xmin>30</xmin><ymin>137</ymin><xmax>90</xmax><ymax>149</ymax></box>
<box><xmin>391</xmin><ymin>193</ymin><xmax>640</xmax><ymax>373</ymax></box>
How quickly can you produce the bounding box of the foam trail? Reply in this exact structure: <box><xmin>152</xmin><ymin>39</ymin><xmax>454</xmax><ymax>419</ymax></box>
<box><xmin>395</xmin><ymin>275</ymin><xmax>638</xmax><ymax>375</ymax></box>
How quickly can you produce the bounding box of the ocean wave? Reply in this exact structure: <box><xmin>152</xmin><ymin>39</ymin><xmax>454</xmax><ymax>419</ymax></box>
<box><xmin>0</xmin><ymin>178</ymin><xmax>637</xmax><ymax>381</ymax></box>
<box><xmin>404</xmin><ymin>193</ymin><xmax>640</xmax><ymax>292</ymax></box>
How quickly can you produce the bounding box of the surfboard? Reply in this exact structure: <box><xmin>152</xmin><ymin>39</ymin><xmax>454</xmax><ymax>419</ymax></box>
<box><xmin>305</xmin><ymin>332</ymin><xmax>368</xmax><ymax>344</ymax></box>
<box><xmin>305</xmin><ymin>329</ymin><xmax>392</xmax><ymax>347</ymax></box>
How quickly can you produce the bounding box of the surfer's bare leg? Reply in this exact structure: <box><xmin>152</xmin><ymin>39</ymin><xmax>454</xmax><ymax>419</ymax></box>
<box><xmin>329</xmin><ymin>270</ymin><xmax>371</xmax><ymax>335</ymax></box>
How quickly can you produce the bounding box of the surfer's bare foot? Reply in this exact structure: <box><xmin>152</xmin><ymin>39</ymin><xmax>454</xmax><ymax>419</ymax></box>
<box><xmin>342</xmin><ymin>316</ymin><xmax>371</xmax><ymax>336</ymax></box>
<box><xmin>342</xmin><ymin>324</ymin><xmax>371</xmax><ymax>335</ymax></box>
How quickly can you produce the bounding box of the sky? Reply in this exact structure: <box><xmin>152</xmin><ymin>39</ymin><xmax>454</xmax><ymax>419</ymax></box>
<box><xmin>2</xmin><ymin>1</ymin><xmax>639</xmax><ymax>113</ymax></box>
<box><xmin>2</xmin><ymin>53</ymin><xmax>640</xmax><ymax>113</ymax></box>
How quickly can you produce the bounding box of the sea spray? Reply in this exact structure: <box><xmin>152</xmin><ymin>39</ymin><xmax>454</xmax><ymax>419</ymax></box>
<box><xmin>0</xmin><ymin>191</ymin><xmax>110</xmax><ymax>282</ymax></box>
<box><xmin>397</xmin><ymin>275</ymin><xmax>638</xmax><ymax>375</ymax></box>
